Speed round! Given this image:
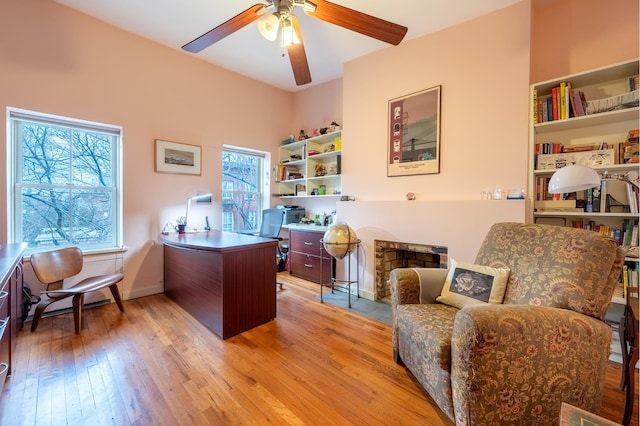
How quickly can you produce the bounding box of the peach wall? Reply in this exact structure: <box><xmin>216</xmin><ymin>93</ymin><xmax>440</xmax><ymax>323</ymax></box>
<box><xmin>1</xmin><ymin>0</ymin><xmax>292</xmax><ymax>299</ymax></box>
<box><xmin>329</xmin><ymin>2</ymin><xmax>532</xmax><ymax>297</ymax></box>
<box><xmin>530</xmin><ymin>0</ymin><xmax>639</xmax><ymax>83</ymax></box>
<box><xmin>291</xmin><ymin>78</ymin><xmax>343</xmax><ymax>133</ymax></box>
<box><xmin>342</xmin><ymin>2</ymin><xmax>531</xmax><ymax>202</ymax></box>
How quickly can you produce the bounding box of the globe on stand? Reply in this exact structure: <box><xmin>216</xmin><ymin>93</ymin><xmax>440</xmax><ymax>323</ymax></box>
<box><xmin>322</xmin><ymin>223</ymin><xmax>358</xmax><ymax>259</ymax></box>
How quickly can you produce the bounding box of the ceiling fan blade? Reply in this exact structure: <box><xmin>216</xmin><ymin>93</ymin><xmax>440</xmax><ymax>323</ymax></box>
<box><xmin>305</xmin><ymin>0</ymin><xmax>407</xmax><ymax>46</ymax></box>
<box><xmin>287</xmin><ymin>16</ymin><xmax>312</xmax><ymax>86</ymax></box>
<box><xmin>182</xmin><ymin>4</ymin><xmax>266</xmax><ymax>53</ymax></box>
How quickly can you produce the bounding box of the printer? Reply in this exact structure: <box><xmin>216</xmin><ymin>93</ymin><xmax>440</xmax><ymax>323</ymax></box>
<box><xmin>278</xmin><ymin>205</ymin><xmax>305</xmax><ymax>225</ymax></box>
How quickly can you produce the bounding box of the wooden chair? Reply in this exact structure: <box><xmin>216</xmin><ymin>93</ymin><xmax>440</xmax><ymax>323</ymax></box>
<box><xmin>29</xmin><ymin>247</ymin><xmax>125</xmax><ymax>334</ymax></box>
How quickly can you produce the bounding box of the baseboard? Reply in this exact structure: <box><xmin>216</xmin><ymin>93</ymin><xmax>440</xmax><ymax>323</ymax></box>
<box><xmin>23</xmin><ymin>298</ymin><xmax>111</xmax><ymax>323</ymax></box>
<box><xmin>125</xmin><ymin>282</ymin><xmax>164</xmax><ymax>300</ymax></box>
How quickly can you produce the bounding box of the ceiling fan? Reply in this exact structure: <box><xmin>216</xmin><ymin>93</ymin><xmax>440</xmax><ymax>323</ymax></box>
<box><xmin>181</xmin><ymin>0</ymin><xmax>408</xmax><ymax>86</ymax></box>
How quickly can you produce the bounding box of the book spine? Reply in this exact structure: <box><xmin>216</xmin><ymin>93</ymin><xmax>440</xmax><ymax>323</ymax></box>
<box><xmin>532</xmin><ymin>88</ymin><xmax>538</xmax><ymax>124</ymax></box>
<box><xmin>559</xmin><ymin>81</ymin><xmax>566</xmax><ymax>119</ymax></box>
<box><xmin>551</xmin><ymin>87</ymin><xmax>559</xmax><ymax>121</ymax></box>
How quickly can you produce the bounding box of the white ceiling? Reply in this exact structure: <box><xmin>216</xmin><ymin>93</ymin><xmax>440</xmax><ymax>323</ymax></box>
<box><xmin>52</xmin><ymin>0</ymin><xmax>524</xmax><ymax>92</ymax></box>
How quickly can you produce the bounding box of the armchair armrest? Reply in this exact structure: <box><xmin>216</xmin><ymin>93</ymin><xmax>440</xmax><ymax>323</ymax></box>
<box><xmin>389</xmin><ymin>268</ymin><xmax>448</xmax><ymax>306</ymax></box>
<box><xmin>450</xmin><ymin>304</ymin><xmax>612</xmax><ymax>426</ymax></box>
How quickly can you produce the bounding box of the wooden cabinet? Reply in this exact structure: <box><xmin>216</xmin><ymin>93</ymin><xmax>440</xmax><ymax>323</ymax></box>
<box><xmin>0</xmin><ymin>243</ymin><xmax>26</xmax><ymax>395</ymax></box>
<box><xmin>289</xmin><ymin>229</ymin><xmax>332</xmax><ymax>284</ymax></box>
<box><xmin>275</xmin><ymin>131</ymin><xmax>342</xmax><ymax>199</ymax></box>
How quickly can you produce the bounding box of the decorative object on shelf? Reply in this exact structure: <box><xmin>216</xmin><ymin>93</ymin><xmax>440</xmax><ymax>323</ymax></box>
<box><xmin>298</xmin><ymin>129</ymin><xmax>308</xmax><ymax>140</ymax></box>
<box><xmin>330</xmin><ymin>121</ymin><xmax>341</xmax><ymax>132</ymax></box>
<box><xmin>547</xmin><ymin>164</ymin><xmax>601</xmax><ymax>194</ymax></box>
<box><xmin>155</xmin><ymin>140</ymin><xmax>201</xmax><ymax>175</ymax></box>
<box><xmin>406</xmin><ymin>192</ymin><xmax>416</xmax><ymax>201</ymax></box>
<box><xmin>388</xmin><ymin>85</ymin><xmax>442</xmax><ymax>177</ymax></box>
<box><xmin>322</xmin><ymin>223</ymin><xmax>358</xmax><ymax>259</ymax></box>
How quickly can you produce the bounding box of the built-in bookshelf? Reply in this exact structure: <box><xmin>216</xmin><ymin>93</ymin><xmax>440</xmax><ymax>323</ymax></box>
<box><xmin>275</xmin><ymin>130</ymin><xmax>342</xmax><ymax>198</ymax></box>
<box><xmin>528</xmin><ymin>59</ymin><xmax>640</xmax><ymax>362</ymax></box>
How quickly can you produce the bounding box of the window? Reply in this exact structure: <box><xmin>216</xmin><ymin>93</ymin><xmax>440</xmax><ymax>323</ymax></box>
<box><xmin>221</xmin><ymin>146</ymin><xmax>269</xmax><ymax>233</ymax></box>
<box><xmin>8</xmin><ymin>108</ymin><xmax>122</xmax><ymax>254</ymax></box>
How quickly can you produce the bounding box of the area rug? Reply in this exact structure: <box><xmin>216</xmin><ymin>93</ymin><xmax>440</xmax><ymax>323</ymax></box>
<box><xmin>315</xmin><ymin>291</ymin><xmax>392</xmax><ymax>325</ymax></box>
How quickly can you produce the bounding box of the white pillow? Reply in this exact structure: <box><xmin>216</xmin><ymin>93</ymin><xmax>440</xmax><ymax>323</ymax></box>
<box><xmin>436</xmin><ymin>258</ymin><xmax>510</xmax><ymax>309</ymax></box>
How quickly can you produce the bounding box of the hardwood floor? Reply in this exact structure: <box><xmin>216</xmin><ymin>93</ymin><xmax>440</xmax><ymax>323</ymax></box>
<box><xmin>0</xmin><ymin>273</ymin><xmax>637</xmax><ymax>425</ymax></box>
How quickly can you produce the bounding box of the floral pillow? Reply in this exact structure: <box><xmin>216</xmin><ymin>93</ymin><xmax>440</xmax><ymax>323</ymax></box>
<box><xmin>436</xmin><ymin>258</ymin><xmax>510</xmax><ymax>309</ymax></box>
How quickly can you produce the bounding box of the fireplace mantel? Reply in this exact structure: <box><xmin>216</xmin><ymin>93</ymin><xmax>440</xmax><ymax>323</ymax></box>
<box><xmin>336</xmin><ymin>199</ymin><xmax>526</xmax><ymax>300</ymax></box>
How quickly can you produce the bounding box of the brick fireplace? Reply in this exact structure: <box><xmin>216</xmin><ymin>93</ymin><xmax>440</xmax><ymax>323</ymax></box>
<box><xmin>374</xmin><ymin>240</ymin><xmax>448</xmax><ymax>302</ymax></box>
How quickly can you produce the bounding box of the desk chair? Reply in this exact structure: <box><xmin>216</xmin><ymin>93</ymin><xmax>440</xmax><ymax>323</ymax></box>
<box><xmin>29</xmin><ymin>247</ymin><xmax>125</xmax><ymax>334</ymax></box>
<box><xmin>260</xmin><ymin>208</ymin><xmax>285</xmax><ymax>289</ymax></box>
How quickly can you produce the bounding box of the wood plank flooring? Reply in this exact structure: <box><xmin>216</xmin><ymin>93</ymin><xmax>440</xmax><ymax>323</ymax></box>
<box><xmin>0</xmin><ymin>273</ymin><xmax>637</xmax><ymax>425</ymax></box>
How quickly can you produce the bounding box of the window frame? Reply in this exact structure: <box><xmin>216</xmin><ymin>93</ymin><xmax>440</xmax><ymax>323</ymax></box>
<box><xmin>221</xmin><ymin>145</ymin><xmax>270</xmax><ymax>233</ymax></box>
<box><xmin>7</xmin><ymin>107</ymin><xmax>124</xmax><ymax>255</ymax></box>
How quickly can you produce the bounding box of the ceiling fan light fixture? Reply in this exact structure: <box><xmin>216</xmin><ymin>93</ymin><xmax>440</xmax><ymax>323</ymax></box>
<box><xmin>257</xmin><ymin>13</ymin><xmax>280</xmax><ymax>41</ymax></box>
<box><xmin>280</xmin><ymin>18</ymin><xmax>299</xmax><ymax>47</ymax></box>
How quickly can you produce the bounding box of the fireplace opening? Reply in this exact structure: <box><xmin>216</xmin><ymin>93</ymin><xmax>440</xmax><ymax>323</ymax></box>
<box><xmin>374</xmin><ymin>240</ymin><xmax>448</xmax><ymax>303</ymax></box>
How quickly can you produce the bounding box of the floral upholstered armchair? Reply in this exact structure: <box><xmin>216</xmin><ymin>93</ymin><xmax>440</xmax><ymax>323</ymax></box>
<box><xmin>390</xmin><ymin>222</ymin><xmax>624</xmax><ymax>426</ymax></box>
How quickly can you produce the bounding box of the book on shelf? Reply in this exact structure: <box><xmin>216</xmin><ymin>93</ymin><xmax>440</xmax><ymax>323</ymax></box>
<box><xmin>570</xmin><ymin>218</ymin><xmax>638</xmax><ymax>246</ymax></box>
<box><xmin>276</xmin><ymin>164</ymin><xmax>304</xmax><ymax>181</ymax></box>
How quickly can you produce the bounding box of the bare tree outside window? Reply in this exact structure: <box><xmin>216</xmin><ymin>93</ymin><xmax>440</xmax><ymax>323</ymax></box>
<box><xmin>9</xmin><ymin>109</ymin><xmax>122</xmax><ymax>254</ymax></box>
<box><xmin>221</xmin><ymin>148</ymin><xmax>265</xmax><ymax>233</ymax></box>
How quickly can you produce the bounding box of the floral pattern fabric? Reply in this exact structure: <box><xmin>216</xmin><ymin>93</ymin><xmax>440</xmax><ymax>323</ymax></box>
<box><xmin>390</xmin><ymin>222</ymin><xmax>625</xmax><ymax>426</ymax></box>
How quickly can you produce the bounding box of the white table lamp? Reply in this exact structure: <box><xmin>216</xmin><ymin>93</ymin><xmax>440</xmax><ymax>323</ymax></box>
<box><xmin>547</xmin><ymin>165</ymin><xmax>601</xmax><ymax>194</ymax></box>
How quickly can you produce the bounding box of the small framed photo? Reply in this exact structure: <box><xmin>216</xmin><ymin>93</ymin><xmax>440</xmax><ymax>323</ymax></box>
<box><xmin>155</xmin><ymin>140</ymin><xmax>201</xmax><ymax>175</ymax></box>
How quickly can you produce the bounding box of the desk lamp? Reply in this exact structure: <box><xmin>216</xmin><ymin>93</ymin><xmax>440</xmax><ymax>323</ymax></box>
<box><xmin>547</xmin><ymin>164</ymin><xmax>601</xmax><ymax>194</ymax></box>
<box><xmin>185</xmin><ymin>193</ymin><xmax>212</xmax><ymax>232</ymax></box>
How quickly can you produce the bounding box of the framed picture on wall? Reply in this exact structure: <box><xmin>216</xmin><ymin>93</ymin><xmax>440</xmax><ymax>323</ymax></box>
<box><xmin>387</xmin><ymin>85</ymin><xmax>441</xmax><ymax>177</ymax></box>
<box><xmin>155</xmin><ymin>139</ymin><xmax>201</xmax><ymax>175</ymax></box>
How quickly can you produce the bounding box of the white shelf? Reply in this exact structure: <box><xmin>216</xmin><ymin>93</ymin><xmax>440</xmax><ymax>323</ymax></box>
<box><xmin>533</xmin><ymin>163</ymin><xmax>638</xmax><ymax>175</ymax></box>
<box><xmin>276</xmin><ymin>130</ymin><xmax>342</xmax><ymax>198</ymax></box>
<box><xmin>533</xmin><ymin>107</ymin><xmax>638</xmax><ymax>134</ymax></box>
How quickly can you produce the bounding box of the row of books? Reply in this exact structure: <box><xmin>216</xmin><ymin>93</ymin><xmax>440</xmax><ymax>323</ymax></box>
<box><xmin>534</xmin><ymin>142</ymin><xmax>563</xmax><ymax>155</ymax></box>
<box><xmin>276</xmin><ymin>164</ymin><xmax>304</xmax><ymax>182</ymax></box>
<box><xmin>532</xmin><ymin>76</ymin><xmax>639</xmax><ymax>124</ymax></box>
<box><xmin>586</xmin><ymin>179</ymin><xmax>639</xmax><ymax>214</ymax></box>
<box><xmin>532</xmin><ymin>81</ymin><xmax>587</xmax><ymax>123</ymax></box>
<box><xmin>571</xmin><ymin>218</ymin><xmax>638</xmax><ymax>247</ymax></box>
<box><xmin>535</xmin><ymin>177</ymin><xmax>639</xmax><ymax>214</ymax></box>
<box><xmin>623</xmin><ymin>128</ymin><xmax>639</xmax><ymax>164</ymax></box>
<box><xmin>534</xmin><ymin>134</ymin><xmax>637</xmax><ymax>169</ymax></box>
<box><xmin>621</xmin><ymin>262</ymin><xmax>639</xmax><ymax>299</ymax></box>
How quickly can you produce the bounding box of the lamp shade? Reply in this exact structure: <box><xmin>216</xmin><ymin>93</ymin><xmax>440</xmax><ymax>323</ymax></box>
<box><xmin>547</xmin><ymin>165</ymin><xmax>601</xmax><ymax>194</ymax></box>
<box><xmin>257</xmin><ymin>14</ymin><xmax>279</xmax><ymax>41</ymax></box>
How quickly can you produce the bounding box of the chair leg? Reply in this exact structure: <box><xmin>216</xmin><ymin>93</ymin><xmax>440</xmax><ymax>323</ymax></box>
<box><xmin>30</xmin><ymin>297</ymin><xmax>61</xmax><ymax>332</ymax></box>
<box><xmin>72</xmin><ymin>293</ymin><xmax>84</xmax><ymax>334</ymax></box>
<box><xmin>108</xmin><ymin>284</ymin><xmax>125</xmax><ymax>312</ymax></box>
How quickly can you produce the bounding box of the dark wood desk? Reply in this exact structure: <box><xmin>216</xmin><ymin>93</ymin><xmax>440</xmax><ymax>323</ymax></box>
<box><xmin>161</xmin><ymin>231</ymin><xmax>278</xmax><ymax>339</ymax></box>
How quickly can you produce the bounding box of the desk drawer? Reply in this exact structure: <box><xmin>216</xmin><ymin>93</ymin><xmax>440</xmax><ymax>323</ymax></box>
<box><xmin>290</xmin><ymin>230</ymin><xmax>325</xmax><ymax>255</ymax></box>
<box><xmin>289</xmin><ymin>252</ymin><xmax>332</xmax><ymax>284</ymax></box>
